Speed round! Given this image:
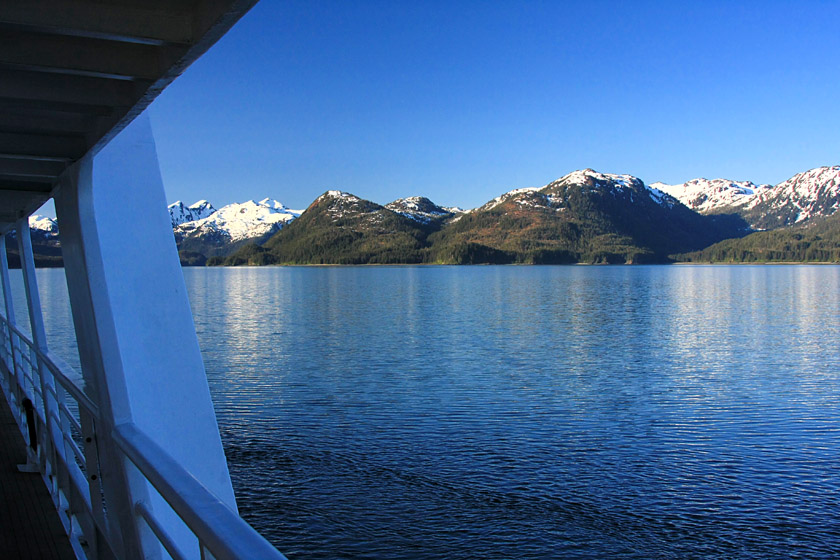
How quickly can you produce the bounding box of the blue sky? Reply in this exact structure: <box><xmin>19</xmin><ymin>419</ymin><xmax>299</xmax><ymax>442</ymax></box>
<box><xmin>148</xmin><ymin>0</ymin><xmax>840</xmax><ymax>212</ymax></box>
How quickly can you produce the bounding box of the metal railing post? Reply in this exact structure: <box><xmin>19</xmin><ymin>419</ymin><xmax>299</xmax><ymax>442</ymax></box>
<box><xmin>11</xmin><ymin>336</ymin><xmax>27</xmax><ymax>427</ymax></box>
<box><xmin>16</xmin><ymin>218</ymin><xmax>63</xmax><ymax>500</ymax></box>
<box><xmin>79</xmin><ymin>405</ymin><xmax>112</xmax><ymax>559</ymax></box>
<box><xmin>2</xmin><ymin>234</ymin><xmax>32</xmax><ymax>452</ymax></box>
<box><xmin>0</xmin><ymin>236</ymin><xmax>18</xmax><ymax>402</ymax></box>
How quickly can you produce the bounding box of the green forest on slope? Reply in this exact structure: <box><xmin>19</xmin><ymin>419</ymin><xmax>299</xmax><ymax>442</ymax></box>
<box><xmin>675</xmin><ymin>213</ymin><xmax>840</xmax><ymax>263</ymax></box>
<box><xmin>214</xmin><ymin>180</ymin><xmax>750</xmax><ymax>266</ymax></box>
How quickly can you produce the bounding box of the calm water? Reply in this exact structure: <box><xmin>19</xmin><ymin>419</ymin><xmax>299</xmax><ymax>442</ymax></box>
<box><xmin>16</xmin><ymin>266</ymin><xmax>840</xmax><ymax>559</ymax></box>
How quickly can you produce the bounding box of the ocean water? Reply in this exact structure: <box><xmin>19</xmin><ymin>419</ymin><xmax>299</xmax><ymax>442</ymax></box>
<box><xmin>17</xmin><ymin>265</ymin><xmax>840</xmax><ymax>559</ymax></box>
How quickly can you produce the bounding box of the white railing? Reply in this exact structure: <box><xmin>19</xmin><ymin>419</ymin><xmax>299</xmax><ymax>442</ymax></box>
<box><xmin>0</xmin><ymin>314</ymin><xmax>287</xmax><ymax>560</ymax></box>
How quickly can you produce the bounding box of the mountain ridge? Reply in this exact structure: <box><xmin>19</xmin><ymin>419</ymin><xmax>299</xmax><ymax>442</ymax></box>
<box><xmin>14</xmin><ymin>165</ymin><xmax>840</xmax><ymax>266</ymax></box>
<box><xmin>422</xmin><ymin>169</ymin><xmax>747</xmax><ymax>264</ymax></box>
<box><xmin>653</xmin><ymin>165</ymin><xmax>840</xmax><ymax>230</ymax></box>
<box><xmin>219</xmin><ymin>169</ymin><xmax>752</xmax><ymax>265</ymax></box>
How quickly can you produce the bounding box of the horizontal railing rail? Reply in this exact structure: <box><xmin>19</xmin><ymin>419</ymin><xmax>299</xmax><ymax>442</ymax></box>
<box><xmin>0</xmin><ymin>313</ymin><xmax>287</xmax><ymax>560</ymax></box>
<box><xmin>114</xmin><ymin>423</ymin><xmax>287</xmax><ymax>560</ymax></box>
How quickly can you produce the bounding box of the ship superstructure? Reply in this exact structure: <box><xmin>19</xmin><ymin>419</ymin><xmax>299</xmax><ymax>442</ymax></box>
<box><xmin>0</xmin><ymin>2</ymin><xmax>286</xmax><ymax>558</ymax></box>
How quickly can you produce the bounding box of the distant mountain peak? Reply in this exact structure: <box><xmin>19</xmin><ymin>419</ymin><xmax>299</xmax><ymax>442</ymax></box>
<box><xmin>385</xmin><ymin>196</ymin><xmax>455</xmax><ymax>223</ymax></box>
<box><xmin>29</xmin><ymin>214</ymin><xmax>58</xmax><ymax>230</ymax></box>
<box><xmin>652</xmin><ymin>178</ymin><xmax>771</xmax><ymax>213</ymax></box>
<box><xmin>653</xmin><ymin>165</ymin><xmax>840</xmax><ymax>228</ymax></box>
<box><xmin>174</xmin><ymin>198</ymin><xmax>299</xmax><ymax>245</ymax></box>
<box><xmin>168</xmin><ymin>199</ymin><xmax>217</xmax><ymax>227</ymax></box>
<box><xmin>28</xmin><ymin>215</ymin><xmax>59</xmax><ymax>237</ymax></box>
<box><xmin>476</xmin><ymin>169</ymin><xmax>680</xmax><ymax>216</ymax></box>
<box><xmin>744</xmin><ymin>165</ymin><xmax>840</xmax><ymax>227</ymax></box>
<box><xmin>308</xmin><ymin>190</ymin><xmax>384</xmax><ymax>224</ymax></box>
<box><xmin>546</xmin><ymin>169</ymin><xmax>678</xmax><ymax>208</ymax></box>
<box><xmin>257</xmin><ymin>197</ymin><xmax>302</xmax><ymax>213</ymax></box>
<box><xmin>319</xmin><ymin>190</ymin><xmax>359</xmax><ymax>202</ymax></box>
<box><xmin>554</xmin><ymin>169</ymin><xmax>642</xmax><ymax>188</ymax></box>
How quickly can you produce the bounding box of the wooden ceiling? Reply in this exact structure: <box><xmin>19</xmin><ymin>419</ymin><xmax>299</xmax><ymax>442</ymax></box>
<box><xmin>0</xmin><ymin>0</ymin><xmax>257</xmax><ymax>232</ymax></box>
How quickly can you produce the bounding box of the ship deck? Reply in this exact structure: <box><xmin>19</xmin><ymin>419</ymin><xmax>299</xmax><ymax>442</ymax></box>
<box><xmin>0</xmin><ymin>394</ymin><xmax>75</xmax><ymax>559</ymax></box>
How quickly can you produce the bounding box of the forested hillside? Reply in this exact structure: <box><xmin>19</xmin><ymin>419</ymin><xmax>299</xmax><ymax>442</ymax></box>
<box><xmin>676</xmin><ymin>213</ymin><xmax>840</xmax><ymax>263</ymax></box>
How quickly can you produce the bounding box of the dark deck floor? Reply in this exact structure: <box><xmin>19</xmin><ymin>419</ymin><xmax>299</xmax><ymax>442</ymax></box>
<box><xmin>0</xmin><ymin>393</ymin><xmax>76</xmax><ymax>559</ymax></box>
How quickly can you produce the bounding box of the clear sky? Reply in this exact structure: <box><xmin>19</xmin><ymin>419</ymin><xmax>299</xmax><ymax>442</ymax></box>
<box><xmin>147</xmin><ymin>0</ymin><xmax>840</xmax><ymax>212</ymax></box>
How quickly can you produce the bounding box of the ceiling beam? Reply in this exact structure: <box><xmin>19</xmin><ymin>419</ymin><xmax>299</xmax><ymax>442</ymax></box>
<box><xmin>0</xmin><ymin>112</ymin><xmax>100</xmax><ymax>136</ymax></box>
<box><xmin>0</xmin><ymin>29</ymin><xmax>190</xmax><ymax>81</ymax></box>
<box><xmin>0</xmin><ymin>156</ymin><xmax>68</xmax><ymax>179</ymax></box>
<box><xmin>0</xmin><ymin>97</ymin><xmax>115</xmax><ymax>118</ymax></box>
<box><xmin>0</xmin><ymin>69</ymin><xmax>147</xmax><ymax>109</ymax></box>
<box><xmin>0</xmin><ymin>1</ymin><xmax>195</xmax><ymax>45</ymax></box>
<box><xmin>0</xmin><ymin>131</ymin><xmax>87</xmax><ymax>159</ymax></box>
<box><xmin>0</xmin><ymin>175</ymin><xmax>61</xmax><ymax>187</ymax></box>
<box><xmin>0</xmin><ymin>182</ymin><xmax>55</xmax><ymax>193</ymax></box>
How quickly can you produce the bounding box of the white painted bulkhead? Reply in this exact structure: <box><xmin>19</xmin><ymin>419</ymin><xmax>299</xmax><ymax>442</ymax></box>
<box><xmin>54</xmin><ymin>113</ymin><xmax>238</xmax><ymax>558</ymax></box>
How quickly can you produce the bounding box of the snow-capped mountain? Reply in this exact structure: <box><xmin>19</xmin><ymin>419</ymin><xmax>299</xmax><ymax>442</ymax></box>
<box><xmin>651</xmin><ymin>179</ymin><xmax>772</xmax><ymax>213</ymax></box>
<box><xmin>1</xmin><ymin>215</ymin><xmax>63</xmax><ymax>267</ymax></box>
<box><xmin>314</xmin><ymin>190</ymin><xmax>370</xmax><ymax>217</ymax></box>
<box><xmin>28</xmin><ymin>215</ymin><xmax>60</xmax><ymax>238</ymax></box>
<box><xmin>551</xmin><ymin>169</ymin><xmax>681</xmax><ymax>209</ymax></box>
<box><xmin>422</xmin><ymin>168</ymin><xmax>746</xmax><ymax>264</ymax></box>
<box><xmin>168</xmin><ymin>200</ymin><xmax>216</xmax><ymax>227</ymax></box>
<box><xmin>174</xmin><ymin>198</ymin><xmax>302</xmax><ymax>258</ymax></box>
<box><xmin>651</xmin><ymin>166</ymin><xmax>840</xmax><ymax>229</ymax></box>
<box><xmin>385</xmin><ymin>196</ymin><xmax>459</xmax><ymax>223</ymax></box>
<box><xmin>743</xmin><ymin>166</ymin><xmax>840</xmax><ymax>229</ymax></box>
<box><xmin>176</xmin><ymin>198</ymin><xmax>301</xmax><ymax>242</ymax></box>
<box><xmin>305</xmin><ymin>190</ymin><xmax>410</xmax><ymax>230</ymax></box>
<box><xmin>480</xmin><ymin>170</ymin><xmax>680</xmax><ymax>213</ymax></box>
<box><xmin>20</xmin><ymin>165</ymin><xmax>839</xmax><ymax>267</ymax></box>
<box><xmin>168</xmin><ymin>200</ymin><xmax>216</xmax><ymax>228</ymax></box>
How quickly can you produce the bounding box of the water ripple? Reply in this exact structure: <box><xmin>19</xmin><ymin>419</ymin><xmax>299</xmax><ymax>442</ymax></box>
<box><xmin>186</xmin><ymin>265</ymin><xmax>840</xmax><ymax>559</ymax></box>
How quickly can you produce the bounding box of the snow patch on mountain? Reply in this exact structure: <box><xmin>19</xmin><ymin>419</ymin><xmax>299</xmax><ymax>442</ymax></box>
<box><xmin>28</xmin><ymin>215</ymin><xmax>59</xmax><ymax>236</ymax></box>
<box><xmin>168</xmin><ymin>200</ymin><xmax>216</xmax><ymax>227</ymax></box>
<box><xmin>479</xmin><ymin>186</ymin><xmax>542</xmax><ymax>211</ymax></box>
<box><xmin>175</xmin><ymin>199</ymin><xmax>300</xmax><ymax>242</ymax></box>
<box><xmin>313</xmin><ymin>190</ymin><xmax>373</xmax><ymax>220</ymax></box>
<box><xmin>746</xmin><ymin>165</ymin><xmax>840</xmax><ymax>225</ymax></box>
<box><xmin>550</xmin><ymin>169</ymin><xmax>678</xmax><ymax>208</ymax></box>
<box><xmin>479</xmin><ymin>169</ymin><xmax>679</xmax><ymax>212</ymax></box>
<box><xmin>385</xmin><ymin>197</ymin><xmax>456</xmax><ymax>223</ymax></box>
<box><xmin>513</xmin><ymin>191</ymin><xmax>557</xmax><ymax>210</ymax></box>
<box><xmin>651</xmin><ymin>179</ymin><xmax>771</xmax><ymax>213</ymax></box>
<box><xmin>645</xmin><ymin>185</ymin><xmax>677</xmax><ymax>208</ymax></box>
<box><xmin>319</xmin><ymin>190</ymin><xmax>359</xmax><ymax>202</ymax></box>
<box><xmin>555</xmin><ymin>169</ymin><xmax>640</xmax><ymax>189</ymax></box>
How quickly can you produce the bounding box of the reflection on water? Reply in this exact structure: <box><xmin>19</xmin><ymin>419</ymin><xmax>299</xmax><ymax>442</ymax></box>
<box><xmin>6</xmin><ymin>268</ymin><xmax>83</xmax><ymax>385</ymax></box>
<box><xmin>182</xmin><ymin>265</ymin><xmax>840</xmax><ymax>560</ymax></box>
<box><xmin>16</xmin><ymin>265</ymin><xmax>840</xmax><ymax>559</ymax></box>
